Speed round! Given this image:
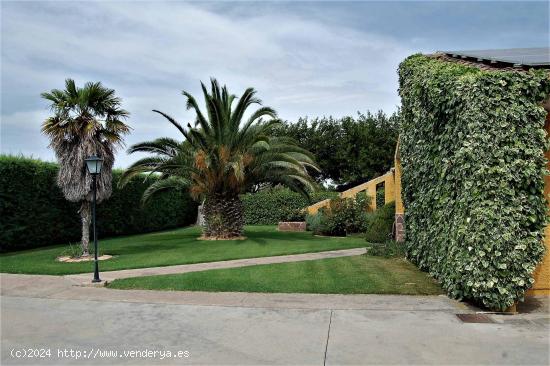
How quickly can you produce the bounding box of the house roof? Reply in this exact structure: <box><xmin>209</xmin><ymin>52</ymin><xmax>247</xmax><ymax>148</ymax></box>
<box><xmin>441</xmin><ymin>48</ymin><xmax>549</xmax><ymax>69</ymax></box>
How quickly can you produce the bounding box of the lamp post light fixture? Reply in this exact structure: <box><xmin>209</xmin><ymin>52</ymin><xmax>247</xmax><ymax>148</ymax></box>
<box><xmin>84</xmin><ymin>155</ymin><xmax>103</xmax><ymax>283</ymax></box>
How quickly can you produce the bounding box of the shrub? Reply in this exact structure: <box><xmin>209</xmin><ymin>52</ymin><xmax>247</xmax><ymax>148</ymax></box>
<box><xmin>0</xmin><ymin>155</ymin><xmax>197</xmax><ymax>252</ymax></box>
<box><xmin>398</xmin><ymin>54</ymin><xmax>549</xmax><ymax>310</ymax></box>
<box><xmin>285</xmin><ymin>208</ymin><xmax>307</xmax><ymax>222</ymax></box>
<box><xmin>241</xmin><ymin>187</ymin><xmax>337</xmax><ymax>225</ymax></box>
<box><xmin>306</xmin><ymin>194</ymin><xmax>371</xmax><ymax>236</ymax></box>
<box><xmin>317</xmin><ymin>207</ymin><xmax>347</xmax><ymax>236</ymax></box>
<box><xmin>364</xmin><ymin>202</ymin><xmax>396</xmax><ymax>243</ymax></box>
<box><xmin>367</xmin><ymin>240</ymin><xmax>406</xmax><ymax>258</ymax></box>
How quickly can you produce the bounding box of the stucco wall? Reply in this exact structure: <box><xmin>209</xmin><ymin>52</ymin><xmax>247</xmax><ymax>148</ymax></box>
<box><xmin>306</xmin><ymin>172</ymin><xmax>395</xmax><ymax>215</ymax></box>
<box><xmin>394</xmin><ymin>141</ymin><xmax>405</xmax><ymax>242</ymax></box>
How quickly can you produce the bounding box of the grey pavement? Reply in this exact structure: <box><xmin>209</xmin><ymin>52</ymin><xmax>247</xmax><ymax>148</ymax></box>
<box><xmin>1</xmin><ymin>274</ymin><xmax>549</xmax><ymax>365</ymax></box>
<box><xmin>65</xmin><ymin>248</ymin><xmax>367</xmax><ymax>284</ymax></box>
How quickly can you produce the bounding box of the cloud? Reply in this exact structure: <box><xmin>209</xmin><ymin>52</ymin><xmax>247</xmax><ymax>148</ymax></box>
<box><xmin>0</xmin><ymin>109</ymin><xmax>53</xmax><ymax>161</ymax></box>
<box><xmin>1</xmin><ymin>1</ymin><xmax>547</xmax><ymax>167</ymax></box>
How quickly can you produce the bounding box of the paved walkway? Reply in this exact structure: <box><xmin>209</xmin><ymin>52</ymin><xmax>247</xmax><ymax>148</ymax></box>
<box><xmin>65</xmin><ymin>247</ymin><xmax>367</xmax><ymax>284</ymax></box>
<box><xmin>1</xmin><ymin>273</ymin><xmax>549</xmax><ymax>365</ymax></box>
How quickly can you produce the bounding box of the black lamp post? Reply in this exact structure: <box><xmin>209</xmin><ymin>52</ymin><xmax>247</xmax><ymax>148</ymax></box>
<box><xmin>85</xmin><ymin>155</ymin><xmax>103</xmax><ymax>283</ymax></box>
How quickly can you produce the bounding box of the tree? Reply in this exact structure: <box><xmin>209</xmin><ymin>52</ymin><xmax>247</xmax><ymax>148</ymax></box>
<box><xmin>41</xmin><ymin>79</ymin><xmax>130</xmax><ymax>255</ymax></box>
<box><xmin>274</xmin><ymin>111</ymin><xmax>399</xmax><ymax>190</ymax></box>
<box><xmin>121</xmin><ymin>79</ymin><xmax>318</xmax><ymax>239</ymax></box>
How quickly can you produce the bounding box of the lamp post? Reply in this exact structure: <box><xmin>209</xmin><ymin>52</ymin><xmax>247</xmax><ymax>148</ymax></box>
<box><xmin>85</xmin><ymin>155</ymin><xmax>103</xmax><ymax>283</ymax></box>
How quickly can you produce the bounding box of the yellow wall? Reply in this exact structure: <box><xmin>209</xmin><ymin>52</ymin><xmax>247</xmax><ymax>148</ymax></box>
<box><xmin>394</xmin><ymin>140</ymin><xmax>404</xmax><ymax>215</ymax></box>
<box><xmin>528</xmin><ymin>111</ymin><xmax>550</xmax><ymax>296</ymax></box>
<box><xmin>306</xmin><ymin>199</ymin><xmax>332</xmax><ymax>215</ymax></box>
<box><xmin>306</xmin><ymin>140</ymin><xmax>403</xmax><ymax>215</ymax></box>
<box><xmin>306</xmin><ymin>171</ymin><xmax>395</xmax><ymax>214</ymax></box>
<box><xmin>384</xmin><ymin>173</ymin><xmax>396</xmax><ymax>210</ymax></box>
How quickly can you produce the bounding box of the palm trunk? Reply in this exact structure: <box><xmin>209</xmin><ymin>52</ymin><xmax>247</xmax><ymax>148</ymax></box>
<box><xmin>80</xmin><ymin>201</ymin><xmax>91</xmax><ymax>256</ymax></box>
<box><xmin>202</xmin><ymin>195</ymin><xmax>244</xmax><ymax>239</ymax></box>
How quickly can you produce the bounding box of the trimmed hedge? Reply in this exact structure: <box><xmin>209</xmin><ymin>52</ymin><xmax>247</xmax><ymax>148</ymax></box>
<box><xmin>398</xmin><ymin>54</ymin><xmax>549</xmax><ymax>310</ymax></box>
<box><xmin>241</xmin><ymin>187</ymin><xmax>337</xmax><ymax>225</ymax></box>
<box><xmin>0</xmin><ymin>156</ymin><xmax>197</xmax><ymax>252</ymax></box>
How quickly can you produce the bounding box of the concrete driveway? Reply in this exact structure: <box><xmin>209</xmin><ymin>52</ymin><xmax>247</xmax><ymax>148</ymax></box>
<box><xmin>1</xmin><ymin>274</ymin><xmax>549</xmax><ymax>365</ymax></box>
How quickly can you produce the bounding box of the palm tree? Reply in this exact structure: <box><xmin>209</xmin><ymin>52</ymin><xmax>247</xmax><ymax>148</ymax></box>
<box><xmin>121</xmin><ymin>79</ymin><xmax>318</xmax><ymax>239</ymax></box>
<box><xmin>41</xmin><ymin>79</ymin><xmax>130</xmax><ymax>255</ymax></box>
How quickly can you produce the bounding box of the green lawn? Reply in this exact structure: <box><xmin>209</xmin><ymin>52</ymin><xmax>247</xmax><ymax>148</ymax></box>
<box><xmin>0</xmin><ymin>225</ymin><xmax>367</xmax><ymax>275</ymax></box>
<box><xmin>108</xmin><ymin>255</ymin><xmax>443</xmax><ymax>295</ymax></box>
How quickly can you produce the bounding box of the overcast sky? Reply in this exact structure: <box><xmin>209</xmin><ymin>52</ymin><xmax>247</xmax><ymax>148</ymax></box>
<box><xmin>1</xmin><ymin>1</ymin><xmax>548</xmax><ymax>168</ymax></box>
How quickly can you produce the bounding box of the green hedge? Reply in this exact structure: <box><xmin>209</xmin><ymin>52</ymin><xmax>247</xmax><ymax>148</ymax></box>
<box><xmin>241</xmin><ymin>187</ymin><xmax>337</xmax><ymax>225</ymax></box>
<box><xmin>0</xmin><ymin>156</ymin><xmax>197</xmax><ymax>252</ymax></box>
<box><xmin>398</xmin><ymin>54</ymin><xmax>549</xmax><ymax>310</ymax></box>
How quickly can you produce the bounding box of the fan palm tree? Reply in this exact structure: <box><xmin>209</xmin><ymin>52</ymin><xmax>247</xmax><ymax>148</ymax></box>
<box><xmin>41</xmin><ymin>79</ymin><xmax>130</xmax><ymax>255</ymax></box>
<box><xmin>121</xmin><ymin>79</ymin><xmax>319</xmax><ymax>239</ymax></box>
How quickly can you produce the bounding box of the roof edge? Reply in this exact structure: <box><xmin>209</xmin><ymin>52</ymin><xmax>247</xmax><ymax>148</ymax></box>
<box><xmin>429</xmin><ymin>52</ymin><xmax>549</xmax><ymax>72</ymax></box>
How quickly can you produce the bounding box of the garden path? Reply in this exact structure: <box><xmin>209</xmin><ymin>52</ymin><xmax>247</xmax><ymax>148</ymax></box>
<box><xmin>64</xmin><ymin>247</ymin><xmax>367</xmax><ymax>285</ymax></box>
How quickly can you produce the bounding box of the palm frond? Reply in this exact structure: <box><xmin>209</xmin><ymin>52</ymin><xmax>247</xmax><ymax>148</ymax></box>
<box><xmin>124</xmin><ymin>78</ymin><xmax>319</xmax><ymax>203</ymax></box>
<box><xmin>141</xmin><ymin>176</ymin><xmax>190</xmax><ymax>205</ymax></box>
<box><xmin>182</xmin><ymin>91</ymin><xmax>210</xmax><ymax>133</ymax></box>
<box><xmin>127</xmin><ymin>138</ymin><xmax>181</xmax><ymax>157</ymax></box>
<box><xmin>152</xmin><ymin>110</ymin><xmax>190</xmax><ymax>139</ymax></box>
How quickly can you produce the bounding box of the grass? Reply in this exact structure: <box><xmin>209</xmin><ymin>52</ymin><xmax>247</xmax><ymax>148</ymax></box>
<box><xmin>0</xmin><ymin>225</ymin><xmax>368</xmax><ymax>275</ymax></box>
<box><xmin>108</xmin><ymin>255</ymin><xmax>443</xmax><ymax>295</ymax></box>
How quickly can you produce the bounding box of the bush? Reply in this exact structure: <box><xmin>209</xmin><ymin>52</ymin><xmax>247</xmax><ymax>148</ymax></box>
<box><xmin>316</xmin><ymin>207</ymin><xmax>347</xmax><ymax>236</ymax></box>
<box><xmin>0</xmin><ymin>156</ymin><xmax>197</xmax><ymax>252</ymax></box>
<box><xmin>364</xmin><ymin>202</ymin><xmax>396</xmax><ymax>243</ymax></box>
<box><xmin>398</xmin><ymin>54</ymin><xmax>549</xmax><ymax>310</ymax></box>
<box><xmin>367</xmin><ymin>240</ymin><xmax>406</xmax><ymax>258</ymax></box>
<box><xmin>306</xmin><ymin>194</ymin><xmax>371</xmax><ymax>236</ymax></box>
<box><xmin>241</xmin><ymin>187</ymin><xmax>337</xmax><ymax>225</ymax></box>
<box><xmin>285</xmin><ymin>208</ymin><xmax>307</xmax><ymax>222</ymax></box>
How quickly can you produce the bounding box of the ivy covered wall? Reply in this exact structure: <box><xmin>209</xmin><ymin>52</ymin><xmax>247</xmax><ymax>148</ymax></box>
<box><xmin>398</xmin><ymin>54</ymin><xmax>550</xmax><ymax>310</ymax></box>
